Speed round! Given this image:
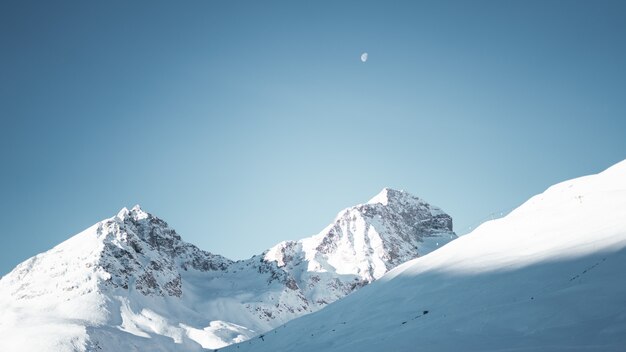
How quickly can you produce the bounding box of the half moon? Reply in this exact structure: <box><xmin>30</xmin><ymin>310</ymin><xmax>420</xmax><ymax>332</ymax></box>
<box><xmin>361</xmin><ymin>52</ymin><xmax>368</xmax><ymax>62</ymax></box>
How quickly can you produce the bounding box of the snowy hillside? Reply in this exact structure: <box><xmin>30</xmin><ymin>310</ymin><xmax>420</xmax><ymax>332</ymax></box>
<box><xmin>223</xmin><ymin>160</ymin><xmax>626</xmax><ymax>352</ymax></box>
<box><xmin>0</xmin><ymin>188</ymin><xmax>455</xmax><ymax>351</ymax></box>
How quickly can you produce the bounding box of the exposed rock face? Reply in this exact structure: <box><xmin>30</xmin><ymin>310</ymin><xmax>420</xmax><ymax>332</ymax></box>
<box><xmin>0</xmin><ymin>188</ymin><xmax>457</xmax><ymax>351</ymax></box>
<box><xmin>97</xmin><ymin>206</ymin><xmax>231</xmax><ymax>297</ymax></box>
<box><xmin>262</xmin><ymin>188</ymin><xmax>456</xmax><ymax>309</ymax></box>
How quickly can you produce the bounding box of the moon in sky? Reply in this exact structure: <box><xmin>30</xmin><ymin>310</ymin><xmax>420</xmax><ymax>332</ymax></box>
<box><xmin>360</xmin><ymin>52</ymin><xmax>368</xmax><ymax>62</ymax></box>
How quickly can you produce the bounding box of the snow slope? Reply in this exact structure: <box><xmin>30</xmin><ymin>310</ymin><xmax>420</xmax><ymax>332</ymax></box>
<box><xmin>0</xmin><ymin>188</ymin><xmax>455</xmax><ymax>351</ymax></box>
<box><xmin>223</xmin><ymin>160</ymin><xmax>626</xmax><ymax>352</ymax></box>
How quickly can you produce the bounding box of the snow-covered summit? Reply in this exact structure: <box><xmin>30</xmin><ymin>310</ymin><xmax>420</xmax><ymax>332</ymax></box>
<box><xmin>119</xmin><ymin>204</ymin><xmax>149</xmax><ymax>220</ymax></box>
<box><xmin>0</xmin><ymin>189</ymin><xmax>456</xmax><ymax>351</ymax></box>
<box><xmin>263</xmin><ymin>187</ymin><xmax>456</xmax><ymax>305</ymax></box>
<box><xmin>367</xmin><ymin>187</ymin><xmax>448</xmax><ymax>218</ymax></box>
<box><xmin>366</xmin><ymin>187</ymin><xmax>414</xmax><ymax>205</ymax></box>
<box><xmin>367</xmin><ymin>187</ymin><xmax>396</xmax><ymax>205</ymax></box>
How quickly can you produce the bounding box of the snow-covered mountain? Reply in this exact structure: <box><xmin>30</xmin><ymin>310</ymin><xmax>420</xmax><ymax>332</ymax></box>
<box><xmin>0</xmin><ymin>188</ymin><xmax>456</xmax><ymax>351</ymax></box>
<box><xmin>223</xmin><ymin>161</ymin><xmax>626</xmax><ymax>352</ymax></box>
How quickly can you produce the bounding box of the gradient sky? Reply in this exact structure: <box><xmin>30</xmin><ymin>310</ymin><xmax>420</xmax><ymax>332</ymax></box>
<box><xmin>1</xmin><ymin>0</ymin><xmax>625</xmax><ymax>275</ymax></box>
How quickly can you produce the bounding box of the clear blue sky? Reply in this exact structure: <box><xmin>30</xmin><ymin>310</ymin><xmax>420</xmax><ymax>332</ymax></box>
<box><xmin>1</xmin><ymin>0</ymin><xmax>625</xmax><ymax>275</ymax></box>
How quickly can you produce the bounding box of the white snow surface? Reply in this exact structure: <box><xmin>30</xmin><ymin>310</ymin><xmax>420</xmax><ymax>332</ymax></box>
<box><xmin>0</xmin><ymin>188</ymin><xmax>455</xmax><ymax>351</ymax></box>
<box><xmin>221</xmin><ymin>160</ymin><xmax>626</xmax><ymax>352</ymax></box>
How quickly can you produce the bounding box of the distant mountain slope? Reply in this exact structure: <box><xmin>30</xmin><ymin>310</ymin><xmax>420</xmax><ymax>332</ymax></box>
<box><xmin>0</xmin><ymin>188</ymin><xmax>456</xmax><ymax>351</ymax></box>
<box><xmin>223</xmin><ymin>160</ymin><xmax>626</xmax><ymax>352</ymax></box>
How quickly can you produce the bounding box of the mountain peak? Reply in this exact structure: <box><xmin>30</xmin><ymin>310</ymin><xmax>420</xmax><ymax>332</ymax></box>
<box><xmin>129</xmin><ymin>204</ymin><xmax>149</xmax><ymax>220</ymax></box>
<box><xmin>266</xmin><ymin>188</ymin><xmax>456</xmax><ymax>285</ymax></box>
<box><xmin>116</xmin><ymin>207</ymin><xmax>130</xmax><ymax>219</ymax></box>
<box><xmin>367</xmin><ymin>187</ymin><xmax>405</xmax><ymax>205</ymax></box>
<box><xmin>366</xmin><ymin>188</ymin><xmax>439</xmax><ymax>211</ymax></box>
<box><xmin>115</xmin><ymin>204</ymin><xmax>149</xmax><ymax>221</ymax></box>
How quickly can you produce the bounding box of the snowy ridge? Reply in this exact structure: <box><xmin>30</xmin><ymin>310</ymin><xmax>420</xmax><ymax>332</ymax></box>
<box><xmin>223</xmin><ymin>160</ymin><xmax>626</xmax><ymax>352</ymax></box>
<box><xmin>0</xmin><ymin>188</ymin><xmax>455</xmax><ymax>351</ymax></box>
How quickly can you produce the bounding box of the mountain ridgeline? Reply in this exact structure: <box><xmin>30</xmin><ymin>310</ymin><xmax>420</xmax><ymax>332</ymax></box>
<box><xmin>0</xmin><ymin>188</ymin><xmax>456</xmax><ymax>351</ymax></box>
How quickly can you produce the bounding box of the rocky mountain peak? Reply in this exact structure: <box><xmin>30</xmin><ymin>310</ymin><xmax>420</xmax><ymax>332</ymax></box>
<box><xmin>366</xmin><ymin>187</ymin><xmax>398</xmax><ymax>205</ymax></box>
<box><xmin>116</xmin><ymin>204</ymin><xmax>150</xmax><ymax>222</ymax></box>
<box><xmin>263</xmin><ymin>188</ymin><xmax>457</xmax><ymax>305</ymax></box>
<box><xmin>363</xmin><ymin>188</ymin><xmax>452</xmax><ymax>234</ymax></box>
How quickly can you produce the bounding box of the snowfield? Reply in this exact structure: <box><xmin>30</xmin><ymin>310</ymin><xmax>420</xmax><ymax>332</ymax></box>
<box><xmin>223</xmin><ymin>160</ymin><xmax>626</xmax><ymax>352</ymax></box>
<box><xmin>0</xmin><ymin>188</ymin><xmax>455</xmax><ymax>351</ymax></box>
